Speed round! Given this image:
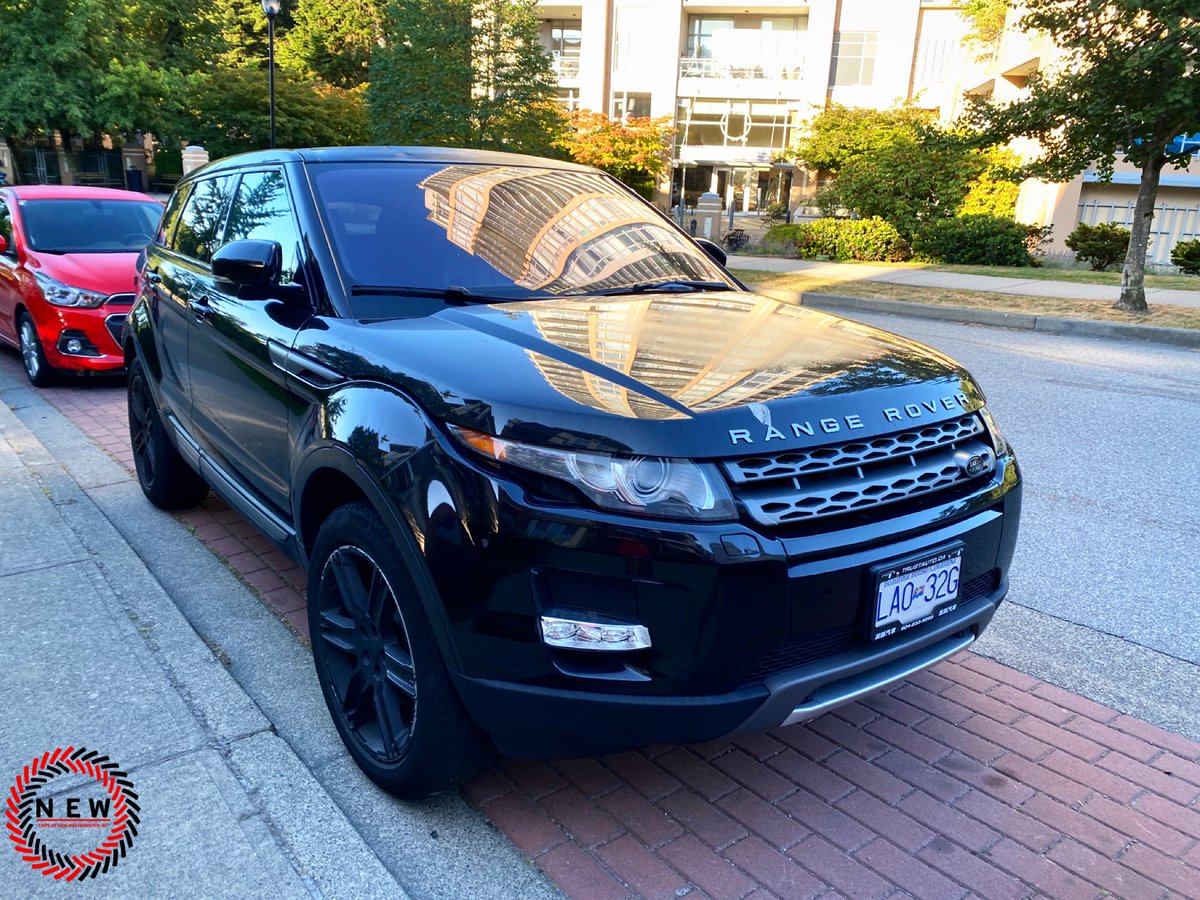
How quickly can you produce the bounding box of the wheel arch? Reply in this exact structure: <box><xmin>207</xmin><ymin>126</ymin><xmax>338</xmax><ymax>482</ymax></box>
<box><xmin>294</xmin><ymin>445</ymin><xmax>463</xmax><ymax>672</ymax></box>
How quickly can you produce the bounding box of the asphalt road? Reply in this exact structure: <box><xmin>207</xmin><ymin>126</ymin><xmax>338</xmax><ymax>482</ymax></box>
<box><xmin>838</xmin><ymin>311</ymin><xmax>1200</xmax><ymax>733</ymax></box>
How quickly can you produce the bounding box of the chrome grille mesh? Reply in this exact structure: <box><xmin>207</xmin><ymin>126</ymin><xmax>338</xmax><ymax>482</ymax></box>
<box><xmin>724</xmin><ymin>413</ymin><xmax>994</xmax><ymax>527</ymax></box>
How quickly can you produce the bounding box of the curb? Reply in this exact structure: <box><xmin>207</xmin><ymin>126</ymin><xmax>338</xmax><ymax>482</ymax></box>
<box><xmin>757</xmin><ymin>289</ymin><xmax>1200</xmax><ymax>349</ymax></box>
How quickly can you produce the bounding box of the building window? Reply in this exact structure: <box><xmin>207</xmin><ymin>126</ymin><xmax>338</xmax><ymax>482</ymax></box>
<box><xmin>913</xmin><ymin>36</ymin><xmax>957</xmax><ymax>87</ymax></box>
<box><xmin>685</xmin><ymin>17</ymin><xmax>734</xmax><ymax>58</ymax></box>
<box><xmin>547</xmin><ymin>20</ymin><xmax>581</xmax><ymax>78</ymax></box>
<box><xmin>556</xmin><ymin>89</ymin><xmax>579</xmax><ymax>112</ymax></box>
<box><xmin>612</xmin><ymin>92</ymin><xmax>651</xmax><ymax>121</ymax></box>
<box><xmin>832</xmin><ymin>31</ymin><xmax>877</xmax><ymax>86</ymax></box>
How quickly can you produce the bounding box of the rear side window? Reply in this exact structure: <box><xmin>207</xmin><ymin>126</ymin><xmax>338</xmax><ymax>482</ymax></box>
<box><xmin>157</xmin><ymin>183</ymin><xmax>192</xmax><ymax>246</ymax></box>
<box><xmin>0</xmin><ymin>198</ymin><xmax>13</xmax><ymax>257</ymax></box>
<box><xmin>171</xmin><ymin>175</ymin><xmax>235</xmax><ymax>263</ymax></box>
<box><xmin>224</xmin><ymin>170</ymin><xmax>302</xmax><ymax>284</ymax></box>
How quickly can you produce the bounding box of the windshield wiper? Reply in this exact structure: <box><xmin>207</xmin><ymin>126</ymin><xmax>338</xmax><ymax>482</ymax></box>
<box><xmin>584</xmin><ymin>280</ymin><xmax>735</xmax><ymax>297</ymax></box>
<box><xmin>349</xmin><ymin>284</ymin><xmax>523</xmax><ymax>304</ymax></box>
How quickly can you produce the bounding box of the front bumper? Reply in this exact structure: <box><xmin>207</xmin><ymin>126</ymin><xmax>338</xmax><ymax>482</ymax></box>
<box><xmin>454</xmin><ymin>585</ymin><xmax>1000</xmax><ymax>758</ymax></box>
<box><xmin>35</xmin><ymin>303</ymin><xmax>128</xmax><ymax>373</ymax></box>
<box><xmin>405</xmin><ymin>441</ymin><xmax>1021</xmax><ymax>759</ymax></box>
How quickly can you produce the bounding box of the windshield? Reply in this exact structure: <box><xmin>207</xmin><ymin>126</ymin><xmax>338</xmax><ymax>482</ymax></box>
<box><xmin>20</xmin><ymin>199</ymin><xmax>162</xmax><ymax>253</ymax></box>
<box><xmin>310</xmin><ymin>163</ymin><xmax>733</xmax><ymax>306</ymax></box>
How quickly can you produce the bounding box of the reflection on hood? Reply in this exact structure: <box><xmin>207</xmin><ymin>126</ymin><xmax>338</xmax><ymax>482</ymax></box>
<box><xmin>502</xmin><ymin>292</ymin><xmax>962</xmax><ymax>420</ymax></box>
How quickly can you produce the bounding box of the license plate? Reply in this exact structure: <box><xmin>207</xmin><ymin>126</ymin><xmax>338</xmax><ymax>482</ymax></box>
<box><xmin>872</xmin><ymin>548</ymin><xmax>963</xmax><ymax>641</ymax></box>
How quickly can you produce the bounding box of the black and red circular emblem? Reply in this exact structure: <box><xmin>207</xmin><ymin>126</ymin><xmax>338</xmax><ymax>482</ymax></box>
<box><xmin>5</xmin><ymin>747</ymin><xmax>140</xmax><ymax>881</ymax></box>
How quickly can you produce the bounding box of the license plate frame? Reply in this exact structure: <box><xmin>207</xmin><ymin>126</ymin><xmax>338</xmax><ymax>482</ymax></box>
<box><xmin>870</xmin><ymin>544</ymin><xmax>964</xmax><ymax>642</ymax></box>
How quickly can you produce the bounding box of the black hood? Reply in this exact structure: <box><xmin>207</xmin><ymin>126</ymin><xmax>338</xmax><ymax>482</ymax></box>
<box><xmin>295</xmin><ymin>291</ymin><xmax>985</xmax><ymax>459</ymax></box>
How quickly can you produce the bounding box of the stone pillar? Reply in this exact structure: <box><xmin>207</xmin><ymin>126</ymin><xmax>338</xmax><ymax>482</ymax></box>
<box><xmin>692</xmin><ymin>191</ymin><xmax>723</xmax><ymax>241</ymax></box>
<box><xmin>181</xmin><ymin>146</ymin><xmax>211</xmax><ymax>176</ymax></box>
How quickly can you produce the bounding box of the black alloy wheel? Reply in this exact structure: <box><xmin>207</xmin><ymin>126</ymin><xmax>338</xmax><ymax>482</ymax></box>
<box><xmin>18</xmin><ymin>311</ymin><xmax>54</xmax><ymax>387</ymax></box>
<box><xmin>127</xmin><ymin>356</ymin><xmax>209</xmax><ymax>509</ymax></box>
<box><xmin>308</xmin><ymin>502</ymin><xmax>493</xmax><ymax>798</ymax></box>
<box><xmin>315</xmin><ymin>544</ymin><xmax>417</xmax><ymax>761</ymax></box>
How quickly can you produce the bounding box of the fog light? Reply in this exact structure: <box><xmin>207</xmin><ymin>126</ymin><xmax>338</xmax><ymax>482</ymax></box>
<box><xmin>539</xmin><ymin>616</ymin><xmax>651</xmax><ymax>651</ymax></box>
<box><xmin>66</xmin><ymin>338</ymin><xmax>83</xmax><ymax>354</ymax></box>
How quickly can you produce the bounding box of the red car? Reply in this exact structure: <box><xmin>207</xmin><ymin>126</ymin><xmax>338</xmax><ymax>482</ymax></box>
<box><xmin>0</xmin><ymin>185</ymin><xmax>162</xmax><ymax>385</ymax></box>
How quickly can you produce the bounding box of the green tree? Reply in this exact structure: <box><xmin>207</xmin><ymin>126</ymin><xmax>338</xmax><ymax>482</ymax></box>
<box><xmin>279</xmin><ymin>0</ymin><xmax>383</xmax><ymax>89</ymax></box>
<box><xmin>961</xmin><ymin>0</ymin><xmax>1009</xmax><ymax>54</ymax></box>
<box><xmin>368</xmin><ymin>0</ymin><xmax>562</xmax><ymax>155</ymax></box>
<box><xmin>175</xmin><ymin>68</ymin><xmax>367</xmax><ymax>159</ymax></box>
<box><xmin>792</xmin><ymin>105</ymin><xmax>993</xmax><ymax>240</ymax></box>
<box><xmin>554</xmin><ymin>110</ymin><xmax>673</xmax><ymax>198</ymax></box>
<box><xmin>961</xmin><ymin>0</ymin><xmax>1200</xmax><ymax>312</ymax></box>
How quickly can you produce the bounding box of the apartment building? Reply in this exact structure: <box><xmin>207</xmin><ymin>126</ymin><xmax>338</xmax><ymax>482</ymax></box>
<box><xmin>948</xmin><ymin>12</ymin><xmax>1200</xmax><ymax>265</ymax></box>
<box><xmin>537</xmin><ymin>1</ymin><xmax>971</xmax><ymax>213</ymax></box>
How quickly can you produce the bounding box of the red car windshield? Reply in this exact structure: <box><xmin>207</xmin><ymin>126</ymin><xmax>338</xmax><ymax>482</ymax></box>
<box><xmin>19</xmin><ymin>199</ymin><xmax>161</xmax><ymax>254</ymax></box>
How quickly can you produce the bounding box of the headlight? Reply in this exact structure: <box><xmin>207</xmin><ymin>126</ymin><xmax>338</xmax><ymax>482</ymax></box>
<box><xmin>34</xmin><ymin>272</ymin><xmax>107</xmax><ymax>308</ymax></box>
<box><xmin>450</xmin><ymin>426</ymin><xmax>737</xmax><ymax>522</ymax></box>
<box><xmin>979</xmin><ymin>408</ymin><xmax>1009</xmax><ymax>456</ymax></box>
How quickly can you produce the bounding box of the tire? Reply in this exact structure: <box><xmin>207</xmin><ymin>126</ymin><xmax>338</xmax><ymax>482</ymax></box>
<box><xmin>127</xmin><ymin>355</ymin><xmax>210</xmax><ymax>509</ymax></box>
<box><xmin>308</xmin><ymin>501</ymin><xmax>494</xmax><ymax>799</ymax></box>
<box><xmin>18</xmin><ymin>311</ymin><xmax>55</xmax><ymax>387</ymax></box>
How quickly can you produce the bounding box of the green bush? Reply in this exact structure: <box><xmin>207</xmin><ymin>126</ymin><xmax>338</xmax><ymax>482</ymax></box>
<box><xmin>1064</xmin><ymin>222</ymin><xmax>1131</xmax><ymax>271</ymax></box>
<box><xmin>795</xmin><ymin>217</ymin><xmax>911</xmax><ymax>262</ymax></box>
<box><xmin>1170</xmin><ymin>238</ymin><xmax>1200</xmax><ymax>275</ymax></box>
<box><xmin>762</xmin><ymin>223</ymin><xmax>807</xmax><ymax>251</ymax></box>
<box><xmin>913</xmin><ymin>214</ymin><xmax>1035</xmax><ymax>266</ymax></box>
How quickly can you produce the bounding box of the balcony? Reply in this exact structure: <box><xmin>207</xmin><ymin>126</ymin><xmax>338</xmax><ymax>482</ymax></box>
<box><xmin>678</xmin><ymin>32</ymin><xmax>806</xmax><ymax>99</ymax></box>
<box><xmin>551</xmin><ymin>53</ymin><xmax>580</xmax><ymax>82</ymax></box>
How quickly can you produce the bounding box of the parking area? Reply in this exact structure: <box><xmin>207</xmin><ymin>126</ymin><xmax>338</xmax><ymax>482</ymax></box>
<box><xmin>8</xmin><ymin>351</ymin><xmax>1199</xmax><ymax>900</ymax></box>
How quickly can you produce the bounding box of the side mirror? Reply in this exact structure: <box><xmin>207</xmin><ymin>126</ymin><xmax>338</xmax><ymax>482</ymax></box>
<box><xmin>0</xmin><ymin>234</ymin><xmax>9</xmax><ymax>256</ymax></box>
<box><xmin>695</xmin><ymin>238</ymin><xmax>727</xmax><ymax>268</ymax></box>
<box><xmin>211</xmin><ymin>239</ymin><xmax>282</xmax><ymax>286</ymax></box>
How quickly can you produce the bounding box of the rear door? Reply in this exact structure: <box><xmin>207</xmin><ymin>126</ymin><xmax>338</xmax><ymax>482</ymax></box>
<box><xmin>186</xmin><ymin>167</ymin><xmax>313</xmax><ymax>514</ymax></box>
<box><xmin>148</xmin><ymin>175</ymin><xmax>236</xmax><ymax>429</ymax></box>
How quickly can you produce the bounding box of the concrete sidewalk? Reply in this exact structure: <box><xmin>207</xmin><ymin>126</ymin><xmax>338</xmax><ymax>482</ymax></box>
<box><xmin>0</xmin><ymin>372</ymin><xmax>556</xmax><ymax>898</ymax></box>
<box><xmin>0</xmin><ymin>392</ymin><xmax>403</xmax><ymax>896</ymax></box>
<box><xmin>726</xmin><ymin>255</ymin><xmax>1200</xmax><ymax>308</ymax></box>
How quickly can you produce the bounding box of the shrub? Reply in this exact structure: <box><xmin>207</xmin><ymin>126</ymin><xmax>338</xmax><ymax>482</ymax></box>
<box><xmin>1064</xmin><ymin>222</ymin><xmax>1131</xmax><ymax>271</ymax></box>
<box><xmin>913</xmin><ymin>214</ymin><xmax>1035</xmax><ymax>266</ymax></box>
<box><xmin>795</xmin><ymin>217</ymin><xmax>912</xmax><ymax>262</ymax></box>
<box><xmin>762</xmin><ymin>223</ymin><xmax>807</xmax><ymax>251</ymax></box>
<box><xmin>1170</xmin><ymin>238</ymin><xmax>1200</xmax><ymax>275</ymax></box>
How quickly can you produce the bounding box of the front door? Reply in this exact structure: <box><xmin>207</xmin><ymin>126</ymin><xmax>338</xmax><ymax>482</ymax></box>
<box><xmin>186</xmin><ymin>168</ymin><xmax>313</xmax><ymax>515</ymax></box>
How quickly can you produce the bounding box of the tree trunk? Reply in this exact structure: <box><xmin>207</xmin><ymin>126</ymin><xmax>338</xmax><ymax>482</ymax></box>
<box><xmin>1116</xmin><ymin>156</ymin><xmax>1166</xmax><ymax>312</ymax></box>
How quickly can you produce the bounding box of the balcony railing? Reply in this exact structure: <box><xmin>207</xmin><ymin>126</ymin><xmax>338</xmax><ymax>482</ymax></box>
<box><xmin>680</xmin><ymin>57</ymin><xmax>803</xmax><ymax>80</ymax></box>
<box><xmin>552</xmin><ymin>54</ymin><xmax>581</xmax><ymax>79</ymax></box>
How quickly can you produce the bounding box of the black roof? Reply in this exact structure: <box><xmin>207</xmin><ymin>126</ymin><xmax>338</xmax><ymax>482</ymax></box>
<box><xmin>183</xmin><ymin>145</ymin><xmax>595</xmax><ymax>182</ymax></box>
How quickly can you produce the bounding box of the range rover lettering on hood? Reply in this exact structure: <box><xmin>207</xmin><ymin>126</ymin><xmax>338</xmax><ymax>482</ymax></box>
<box><xmin>728</xmin><ymin>393</ymin><xmax>971</xmax><ymax>446</ymax></box>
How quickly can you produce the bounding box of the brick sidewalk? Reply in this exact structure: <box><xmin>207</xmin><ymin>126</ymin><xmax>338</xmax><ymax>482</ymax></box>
<box><xmin>11</xmin><ymin>361</ymin><xmax>1200</xmax><ymax>900</ymax></box>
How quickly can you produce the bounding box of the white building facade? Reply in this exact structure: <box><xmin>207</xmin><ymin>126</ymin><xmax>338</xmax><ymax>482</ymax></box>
<box><xmin>537</xmin><ymin>1</ymin><xmax>971</xmax><ymax>213</ymax></box>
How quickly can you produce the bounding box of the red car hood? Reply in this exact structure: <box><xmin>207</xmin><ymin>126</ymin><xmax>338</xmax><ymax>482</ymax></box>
<box><xmin>27</xmin><ymin>251</ymin><xmax>141</xmax><ymax>297</ymax></box>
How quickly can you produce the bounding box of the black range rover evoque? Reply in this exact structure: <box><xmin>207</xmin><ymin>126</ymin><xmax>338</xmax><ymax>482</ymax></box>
<box><xmin>127</xmin><ymin>147</ymin><xmax>1021</xmax><ymax>797</ymax></box>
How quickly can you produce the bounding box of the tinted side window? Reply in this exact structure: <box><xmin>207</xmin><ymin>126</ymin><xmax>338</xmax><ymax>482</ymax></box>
<box><xmin>224</xmin><ymin>170</ymin><xmax>301</xmax><ymax>284</ymax></box>
<box><xmin>157</xmin><ymin>183</ymin><xmax>192</xmax><ymax>246</ymax></box>
<box><xmin>0</xmin><ymin>199</ymin><xmax>14</xmax><ymax>258</ymax></box>
<box><xmin>172</xmin><ymin>175</ymin><xmax>235</xmax><ymax>262</ymax></box>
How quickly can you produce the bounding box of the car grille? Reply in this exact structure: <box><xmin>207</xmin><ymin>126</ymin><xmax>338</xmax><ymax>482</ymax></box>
<box><xmin>742</xmin><ymin>568</ymin><xmax>1001</xmax><ymax>685</ymax></box>
<box><xmin>105</xmin><ymin>293</ymin><xmax>135</xmax><ymax>306</ymax></box>
<box><xmin>722</xmin><ymin>414</ymin><xmax>994</xmax><ymax>527</ymax></box>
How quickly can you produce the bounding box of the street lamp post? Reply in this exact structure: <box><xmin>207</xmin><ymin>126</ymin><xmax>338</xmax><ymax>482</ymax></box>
<box><xmin>261</xmin><ymin>0</ymin><xmax>281</xmax><ymax>150</ymax></box>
